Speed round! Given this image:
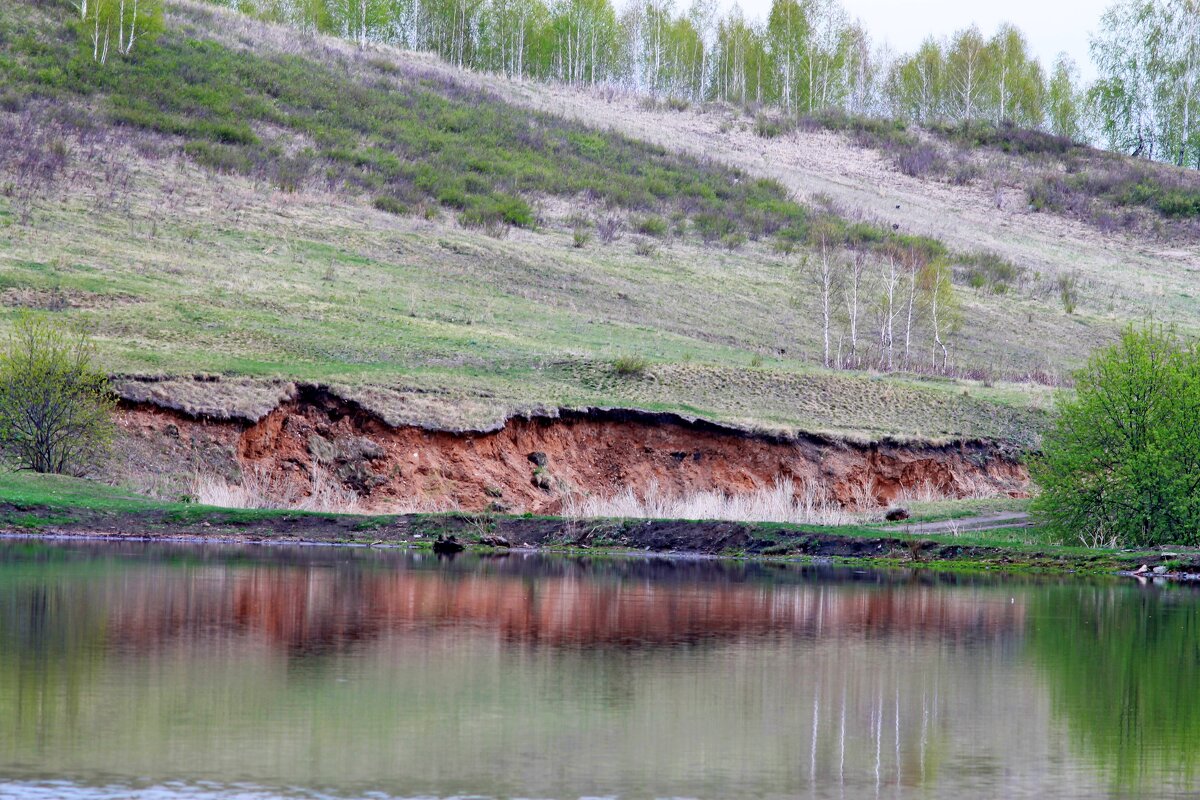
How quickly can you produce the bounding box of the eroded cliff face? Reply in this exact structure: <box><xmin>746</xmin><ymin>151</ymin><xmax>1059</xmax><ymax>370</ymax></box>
<box><xmin>116</xmin><ymin>385</ymin><xmax>1029</xmax><ymax>513</ymax></box>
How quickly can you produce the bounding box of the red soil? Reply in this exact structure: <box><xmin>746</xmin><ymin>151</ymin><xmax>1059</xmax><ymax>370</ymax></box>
<box><xmin>118</xmin><ymin>386</ymin><xmax>1030</xmax><ymax>513</ymax></box>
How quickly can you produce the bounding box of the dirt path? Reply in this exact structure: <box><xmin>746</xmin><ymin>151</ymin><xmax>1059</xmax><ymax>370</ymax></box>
<box><xmin>893</xmin><ymin>512</ymin><xmax>1033</xmax><ymax>536</ymax></box>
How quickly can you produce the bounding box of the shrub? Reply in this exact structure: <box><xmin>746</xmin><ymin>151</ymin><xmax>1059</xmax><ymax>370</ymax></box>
<box><xmin>612</xmin><ymin>354</ymin><xmax>649</xmax><ymax>377</ymax></box>
<box><xmin>693</xmin><ymin>212</ymin><xmax>736</xmax><ymax>243</ymax></box>
<box><xmin>754</xmin><ymin>113</ymin><xmax>792</xmax><ymax>139</ymax></box>
<box><xmin>0</xmin><ymin>314</ymin><xmax>115</xmax><ymax>475</ymax></box>
<box><xmin>183</xmin><ymin>141</ymin><xmax>252</xmax><ymax>174</ymax></box>
<box><xmin>938</xmin><ymin>120</ymin><xmax>1075</xmax><ymax>156</ymax></box>
<box><xmin>1057</xmin><ymin>272</ymin><xmax>1079</xmax><ymax>314</ymax></box>
<box><xmin>721</xmin><ymin>231</ymin><xmax>747</xmax><ymax>250</ymax></box>
<box><xmin>596</xmin><ymin>215</ymin><xmax>623</xmax><ymax>243</ymax></box>
<box><xmin>373</xmin><ymin>195</ymin><xmax>408</xmax><ymax>215</ymax></box>
<box><xmin>635</xmin><ymin>215</ymin><xmax>668</xmax><ymax>237</ymax></box>
<box><xmin>1032</xmin><ymin>326</ymin><xmax>1200</xmax><ymax>547</ymax></box>
<box><xmin>893</xmin><ymin>142</ymin><xmax>946</xmax><ymax>178</ymax></box>
<box><xmin>958</xmin><ymin>252</ymin><xmax>1024</xmax><ymax>294</ymax></box>
<box><xmin>633</xmin><ymin>239</ymin><xmax>657</xmax><ymax>257</ymax></box>
<box><xmin>1027</xmin><ymin>175</ymin><xmax>1069</xmax><ymax>212</ymax></box>
<box><xmin>459</xmin><ymin>194</ymin><xmax>534</xmax><ymax>228</ymax></box>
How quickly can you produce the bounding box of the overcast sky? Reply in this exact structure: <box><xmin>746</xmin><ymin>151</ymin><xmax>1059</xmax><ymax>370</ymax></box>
<box><xmin>733</xmin><ymin>0</ymin><xmax>1111</xmax><ymax>81</ymax></box>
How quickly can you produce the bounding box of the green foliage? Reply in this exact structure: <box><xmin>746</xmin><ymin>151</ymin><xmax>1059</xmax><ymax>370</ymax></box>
<box><xmin>2</xmin><ymin>1</ymin><xmax>825</xmax><ymax>238</ymax></box>
<box><xmin>753</xmin><ymin>113</ymin><xmax>791</xmax><ymax>138</ymax></box>
<box><xmin>0</xmin><ymin>314</ymin><xmax>115</xmax><ymax>475</ymax></box>
<box><xmin>80</xmin><ymin>0</ymin><xmax>165</xmax><ymax>64</ymax></box>
<box><xmin>1032</xmin><ymin>326</ymin><xmax>1200</xmax><ymax>547</ymax></box>
<box><xmin>1057</xmin><ymin>272</ymin><xmax>1079</xmax><ymax>314</ymax></box>
<box><xmin>373</xmin><ymin>195</ymin><xmax>408</xmax><ymax>215</ymax></box>
<box><xmin>958</xmin><ymin>251</ymin><xmax>1023</xmax><ymax>294</ymax></box>
<box><xmin>634</xmin><ymin>215</ymin><xmax>668</xmax><ymax>237</ymax></box>
<box><xmin>612</xmin><ymin>354</ymin><xmax>649</xmax><ymax>377</ymax></box>
<box><xmin>1116</xmin><ymin>180</ymin><xmax>1200</xmax><ymax>219</ymax></box>
<box><xmin>1089</xmin><ymin>0</ymin><xmax>1200</xmax><ymax>168</ymax></box>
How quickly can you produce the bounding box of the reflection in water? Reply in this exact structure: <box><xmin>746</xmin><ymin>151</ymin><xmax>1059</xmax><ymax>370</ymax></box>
<box><xmin>1030</xmin><ymin>583</ymin><xmax>1200</xmax><ymax>794</ymax></box>
<box><xmin>0</xmin><ymin>541</ymin><xmax>1196</xmax><ymax>799</ymax></box>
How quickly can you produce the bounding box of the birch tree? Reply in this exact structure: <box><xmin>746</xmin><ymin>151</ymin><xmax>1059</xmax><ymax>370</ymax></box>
<box><xmin>841</xmin><ymin>250</ymin><xmax>866</xmax><ymax>368</ymax></box>
<box><xmin>920</xmin><ymin>259</ymin><xmax>957</xmax><ymax>371</ymax></box>
<box><xmin>878</xmin><ymin>252</ymin><xmax>899</xmax><ymax>370</ymax></box>
<box><xmin>946</xmin><ymin>25</ymin><xmax>990</xmax><ymax>125</ymax></box>
<box><xmin>886</xmin><ymin>38</ymin><xmax>944</xmax><ymax>123</ymax></box>
<box><xmin>1046</xmin><ymin>53</ymin><xmax>1083</xmax><ymax>140</ymax></box>
<box><xmin>901</xmin><ymin>249</ymin><xmax>920</xmax><ymax>370</ymax></box>
<box><xmin>766</xmin><ymin>0</ymin><xmax>809</xmax><ymax>113</ymax></box>
<box><xmin>1090</xmin><ymin>0</ymin><xmax>1163</xmax><ymax>158</ymax></box>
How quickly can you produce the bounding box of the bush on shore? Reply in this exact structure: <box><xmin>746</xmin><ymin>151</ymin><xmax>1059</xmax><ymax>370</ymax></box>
<box><xmin>0</xmin><ymin>314</ymin><xmax>114</xmax><ymax>475</ymax></box>
<box><xmin>1032</xmin><ymin>325</ymin><xmax>1200</xmax><ymax>548</ymax></box>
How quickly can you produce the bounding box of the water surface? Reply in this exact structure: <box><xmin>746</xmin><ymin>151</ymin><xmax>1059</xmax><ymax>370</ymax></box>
<box><xmin>0</xmin><ymin>540</ymin><xmax>1196</xmax><ymax>799</ymax></box>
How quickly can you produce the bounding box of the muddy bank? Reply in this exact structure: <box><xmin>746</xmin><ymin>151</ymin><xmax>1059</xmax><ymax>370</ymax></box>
<box><xmin>113</xmin><ymin>381</ymin><xmax>1030</xmax><ymax>514</ymax></box>
<box><xmin>0</xmin><ymin>502</ymin><xmax>1179</xmax><ymax>578</ymax></box>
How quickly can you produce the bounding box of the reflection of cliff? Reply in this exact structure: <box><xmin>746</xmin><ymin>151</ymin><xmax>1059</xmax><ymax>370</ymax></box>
<box><xmin>98</xmin><ymin>561</ymin><xmax>1025</xmax><ymax>653</ymax></box>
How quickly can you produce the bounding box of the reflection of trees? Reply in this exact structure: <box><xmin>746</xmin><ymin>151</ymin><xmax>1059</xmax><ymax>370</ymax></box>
<box><xmin>0</xmin><ymin>569</ymin><xmax>110</xmax><ymax>744</ymax></box>
<box><xmin>1029</xmin><ymin>584</ymin><xmax>1200</xmax><ymax>792</ymax></box>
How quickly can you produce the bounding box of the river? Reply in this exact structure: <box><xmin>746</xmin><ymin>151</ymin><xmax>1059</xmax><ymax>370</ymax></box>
<box><xmin>0</xmin><ymin>540</ymin><xmax>1194</xmax><ymax>799</ymax></box>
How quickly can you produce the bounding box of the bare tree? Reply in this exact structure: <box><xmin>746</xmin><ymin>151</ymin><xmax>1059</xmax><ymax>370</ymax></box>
<box><xmin>842</xmin><ymin>251</ymin><xmax>866</xmax><ymax>368</ymax></box>
<box><xmin>902</xmin><ymin>251</ymin><xmax>920</xmax><ymax>369</ymax></box>
<box><xmin>920</xmin><ymin>260</ymin><xmax>957</xmax><ymax>371</ymax></box>
<box><xmin>878</xmin><ymin>252</ymin><xmax>899</xmax><ymax>370</ymax></box>
<box><xmin>815</xmin><ymin>239</ymin><xmax>837</xmax><ymax>368</ymax></box>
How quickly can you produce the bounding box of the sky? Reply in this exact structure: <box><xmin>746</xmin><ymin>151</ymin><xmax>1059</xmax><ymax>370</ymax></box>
<box><xmin>734</xmin><ymin>0</ymin><xmax>1111</xmax><ymax>81</ymax></box>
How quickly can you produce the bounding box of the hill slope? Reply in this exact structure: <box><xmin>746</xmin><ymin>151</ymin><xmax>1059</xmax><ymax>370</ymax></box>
<box><xmin>3</xmin><ymin>0</ymin><xmax>1195</xmax><ymax>463</ymax></box>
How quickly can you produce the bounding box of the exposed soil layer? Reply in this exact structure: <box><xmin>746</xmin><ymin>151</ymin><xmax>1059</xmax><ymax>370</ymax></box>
<box><xmin>116</xmin><ymin>384</ymin><xmax>1030</xmax><ymax>513</ymax></box>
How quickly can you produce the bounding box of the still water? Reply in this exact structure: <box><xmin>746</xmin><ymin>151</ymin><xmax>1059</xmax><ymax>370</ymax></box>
<box><xmin>0</xmin><ymin>540</ymin><xmax>1195</xmax><ymax>799</ymax></box>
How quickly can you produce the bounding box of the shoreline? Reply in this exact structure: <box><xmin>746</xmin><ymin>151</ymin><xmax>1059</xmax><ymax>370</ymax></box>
<box><xmin>3</xmin><ymin>501</ymin><xmax>1197</xmax><ymax>580</ymax></box>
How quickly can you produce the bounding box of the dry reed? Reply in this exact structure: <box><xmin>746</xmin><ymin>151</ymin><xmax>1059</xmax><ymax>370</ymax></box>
<box><xmin>562</xmin><ymin>478</ymin><xmax>865</xmax><ymax>526</ymax></box>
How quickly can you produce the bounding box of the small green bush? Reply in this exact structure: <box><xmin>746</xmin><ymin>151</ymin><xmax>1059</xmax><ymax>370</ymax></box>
<box><xmin>635</xmin><ymin>215</ymin><xmax>668</xmax><ymax>237</ymax></box>
<box><xmin>612</xmin><ymin>354</ymin><xmax>649</xmax><ymax>377</ymax></box>
<box><xmin>754</xmin><ymin>113</ymin><xmax>792</xmax><ymax>139</ymax></box>
<box><xmin>373</xmin><ymin>195</ymin><xmax>408</xmax><ymax>215</ymax></box>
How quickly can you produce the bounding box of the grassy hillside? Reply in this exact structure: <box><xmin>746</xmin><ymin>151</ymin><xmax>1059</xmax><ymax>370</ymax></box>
<box><xmin>3</xmin><ymin>0</ymin><xmax>1196</xmax><ymax>445</ymax></box>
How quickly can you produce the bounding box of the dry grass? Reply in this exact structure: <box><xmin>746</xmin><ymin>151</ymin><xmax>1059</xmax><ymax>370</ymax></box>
<box><xmin>892</xmin><ymin>477</ymin><xmax>994</xmax><ymax>505</ymax></box>
<box><xmin>191</xmin><ymin>465</ymin><xmax>362</xmax><ymax>513</ymax></box>
<box><xmin>562</xmin><ymin>478</ymin><xmax>868</xmax><ymax>526</ymax></box>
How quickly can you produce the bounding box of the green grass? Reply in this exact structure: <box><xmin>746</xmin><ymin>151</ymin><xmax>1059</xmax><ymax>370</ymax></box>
<box><xmin>0</xmin><ymin>469</ymin><xmax>347</xmax><ymax>526</ymax></box>
<box><xmin>0</xmin><ymin>471</ymin><xmax>1108</xmax><ymax>568</ymax></box>
<box><xmin>885</xmin><ymin>496</ymin><xmax>1031</xmax><ymax>524</ymax></box>
<box><xmin>0</xmin><ymin>470</ymin><xmax>167</xmax><ymax>513</ymax></box>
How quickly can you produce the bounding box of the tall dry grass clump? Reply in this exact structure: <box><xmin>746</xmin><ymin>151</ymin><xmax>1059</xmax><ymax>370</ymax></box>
<box><xmin>191</xmin><ymin>465</ymin><xmax>362</xmax><ymax>513</ymax></box>
<box><xmin>563</xmin><ymin>478</ymin><xmax>864</xmax><ymax>526</ymax></box>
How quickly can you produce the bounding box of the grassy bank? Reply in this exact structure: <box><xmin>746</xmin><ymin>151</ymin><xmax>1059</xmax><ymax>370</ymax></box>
<box><xmin>0</xmin><ymin>471</ymin><xmax>1188</xmax><ymax>578</ymax></box>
